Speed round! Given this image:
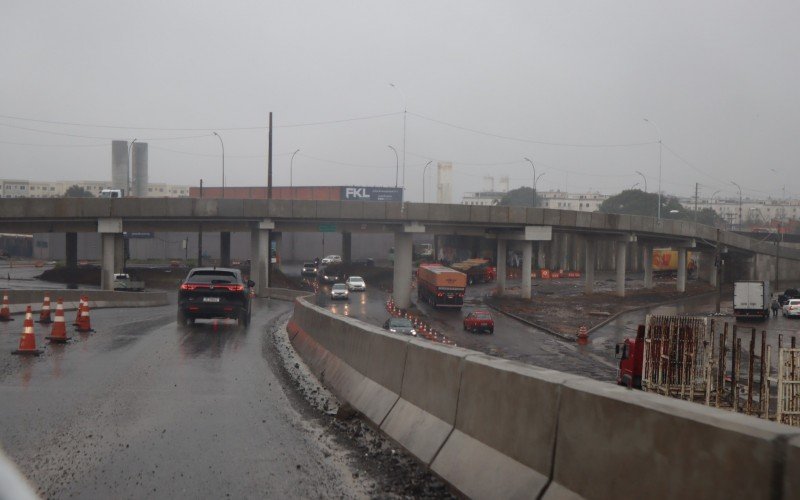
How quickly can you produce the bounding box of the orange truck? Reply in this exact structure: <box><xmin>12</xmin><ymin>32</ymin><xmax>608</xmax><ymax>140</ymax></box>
<box><xmin>416</xmin><ymin>264</ymin><xmax>467</xmax><ymax>309</ymax></box>
<box><xmin>449</xmin><ymin>258</ymin><xmax>496</xmax><ymax>285</ymax></box>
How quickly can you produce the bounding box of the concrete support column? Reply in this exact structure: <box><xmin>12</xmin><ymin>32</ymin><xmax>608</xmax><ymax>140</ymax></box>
<box><xmin>559</xmin><ymin>233</ymin><xmax>569</xmax><ymax>271</ymax></box>
<box><xmin>113</xmin><ymin>236</ymin><xmax>124</xmax><ymax>273</ymax></box>
<box><xmin>220</xmin><ymin>232</ymin><xmax>231</xmax><ymax>267</ymax></box>
<box><xmin>342</xmin><ymin>232</ymin><xmax>352</xmax><ymax>263</ymax></box>
<box><xmin>392</xmin><ymin>232</ymin><xmax>413</xmax><ymax>309</ymax></box>
<box><xmin>272</xmin><ymin>232</ymin><xmax>282</xmax><ymax>270</ymax></box>
<box><xmin>616</xmin><ymin>241</ymin><xmax>627</xmax><ymax>297</ymax></box>
<box><xmin>643</xmin><ymin>244</ymin><xmax>654</xmax><ymax>289</ymax></box>
<box><xmin>708</xmin><ymin>253</ymin><xmax>718</xmax><ymax>288</ymax></box>
<box><xmin>251</xmin><ymin>220</ymin><xmax>273</xmax><ymax>297</ymax></box>
<box><xmin>101</xmin><ymin>233</ymin><xmax>115</xmax><ymax>291</ymax></box>
<box><xmin>585</xmin><ymin>239</ymin><xmax>596</xmax><ymax>294</ymax></box>
<box><xmin>496</xmin><ymin>238</ymin><xmax>507</xmax><ymax>296</ymax></box>
<box><xmin>65</xmin><ymin>232</ymin><xmax>78</xmax><ymax>268</ymax></box>
<box><xmin>521</xmin><ymin>241</ymin><xmax>533</xmax><ymax>299</ymax></box>
<box><xmin>677</xmin><ymin>248</ymin><xmax>687</xmax><ymax>292</ymax></box>
<box><xmin>536</xmin><ymin>242</ymin><xmax>546</xmax><ymax>269</ymax></box>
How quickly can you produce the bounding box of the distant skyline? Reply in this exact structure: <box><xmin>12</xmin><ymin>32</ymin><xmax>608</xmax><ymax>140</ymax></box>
<box><xmin>2</xmin><ymin>1</ymin><xmax>798</xmax><ymax>204</ymax></box>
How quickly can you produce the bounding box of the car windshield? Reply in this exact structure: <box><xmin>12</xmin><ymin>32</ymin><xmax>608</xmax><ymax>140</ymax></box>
<box><xmin>303</xmin><ymin>263</ymin><xmax>315</xmax><ymax>268</ymax></box>
<box><xmin>789</xmin><ymin>300</ymin><xmax>800</xmax><ymax>305</ymax></box>
<box><xmin>389</xmin><ymin>318</ymin><xmax>413</xmax><ymax>328</ymax></box>
<box><xmin>187</xmin><ymin>271</ymin><xmax>237</xmax><ymax>284</ymax></box>
<box><xmin>349</xmin><ymin>277</ymin><xmax>364</xmax><ymax>283</ymax></box>
<box><xmin>332</xmin><ymin>284</ymin><xmax>347</xmax><ymax>290</ymax></box>
<box><xmin>473</xmin><ymin>312</ymin><xmax>492</xmax><ymax>319</ymax></box>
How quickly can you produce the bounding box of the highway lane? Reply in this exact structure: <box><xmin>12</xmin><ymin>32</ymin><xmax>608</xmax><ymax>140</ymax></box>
<box><xmin>0</xmin><ymin>297</ymin><xmax>369</xmax><ymax>498</ymax></box>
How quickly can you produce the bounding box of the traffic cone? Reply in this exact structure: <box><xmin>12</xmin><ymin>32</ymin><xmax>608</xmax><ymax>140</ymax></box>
<box><xmin>46</xmin><ymin>298</ymin><xmax>71</xmax><ymax>343</ymax></box>
<box><xmin>0</xmin><ymin>293</ymin><xmax>13</xmax><ymax>322</ymax></box>
<box><xmin>38</xmin><ymin>293</ymin><xmax>52</xmax><ymax>324</ymax></box>
<box><xmin>75</xmin><ymin>301</ymin><xmax>94</xmax><ymax>333</ymax></box>
<box><xmin>12</xmin><ymin>306</ymin><xmax>43</xmax><ymax>355</ymax></box>
<box><xmin>73</xmin><ymin>296</ymin><xmax>85</xmax><ymax>325</ymax></box>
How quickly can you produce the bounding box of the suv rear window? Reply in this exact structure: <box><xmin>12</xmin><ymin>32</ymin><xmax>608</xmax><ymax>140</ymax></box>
<box><xmin>187</xmin><ymin>271</ymin><xmax>238</xmax><ymax>284</ymax></box>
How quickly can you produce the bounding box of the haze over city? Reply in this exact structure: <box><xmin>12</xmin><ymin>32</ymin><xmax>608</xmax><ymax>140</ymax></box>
<box><xmin>2</xmin><ymin>1</ymin><xmax>798</xmax><ymax>203</ymax></box>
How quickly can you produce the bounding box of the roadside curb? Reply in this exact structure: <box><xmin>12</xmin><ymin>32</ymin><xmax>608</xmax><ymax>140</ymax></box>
<box><xmin>486</xmin><ymin>289</ymin><xmax>721</xmax><ymax>342</ymax></box>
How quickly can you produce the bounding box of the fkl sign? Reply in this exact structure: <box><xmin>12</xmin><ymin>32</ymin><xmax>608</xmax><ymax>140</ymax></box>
<box><xmin>341</xmin><ymin>186</ymin><xmax>403</xmax><ymax>202</ymax></box>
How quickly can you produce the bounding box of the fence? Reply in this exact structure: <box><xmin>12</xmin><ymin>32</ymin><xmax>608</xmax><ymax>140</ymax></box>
<box><xmin>641</xmin><ymin>315</ymin><xmax>799</xmax><ymax>427</ymax></box>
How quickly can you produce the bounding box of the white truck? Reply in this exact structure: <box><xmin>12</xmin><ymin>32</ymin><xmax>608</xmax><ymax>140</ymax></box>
<box><xmin>733</xmin><ymin>280</ymin><xmax>770</xmax><ymax>320</ymax></box>
<box><xmin>112</xmin><ymin>273</ymin><xmax>145</xmax><ymax>291</ymax></box>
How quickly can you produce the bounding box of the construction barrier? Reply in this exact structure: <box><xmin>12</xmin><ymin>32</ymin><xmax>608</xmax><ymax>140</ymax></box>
<box><xmin>289</xmin><ymin>294</ymin><xmax>800</xmax><ymax>500</ymax></box>
<box><xmin>0</xmin><ymin>290</ymin><xmax>168</xmax><ymax>316</ymax></box>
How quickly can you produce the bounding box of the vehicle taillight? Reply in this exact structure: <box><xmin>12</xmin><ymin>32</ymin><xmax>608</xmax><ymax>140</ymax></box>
<box><xmin>225</xmin><ymin>284</ymin><xmax>244</xmax><ymax>292</ymax></box>
<box><xmin>180</xmin><ymin>283</ymin><xmax>196</xmax><ymax>291</ymax></box>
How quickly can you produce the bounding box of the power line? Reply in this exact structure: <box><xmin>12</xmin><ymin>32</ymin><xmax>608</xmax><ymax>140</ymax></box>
<box><xmin>0</xmin><ymin>111</ymin><xmax>402</xmax><ymax>132</ymax></box>
<box><xmin>408</xmin><ymin>111</ymin><xmax>657</xmax><ymax>148</ymax></box>
<box><xmin>0</xmin><ymin>140</ymin><xmax>108</xmax><ymax>148</ymax></box>
<box><xmin>0</xmin><ymin>122</ymin><xmax>212</xmax><ymax>142</ymax></box>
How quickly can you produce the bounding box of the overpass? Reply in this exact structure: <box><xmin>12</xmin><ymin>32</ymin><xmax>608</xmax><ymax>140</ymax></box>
<box><xmin>1</xmin><ymin>198</ymin><xmax>799</xmax><ymax>305</ymax></box>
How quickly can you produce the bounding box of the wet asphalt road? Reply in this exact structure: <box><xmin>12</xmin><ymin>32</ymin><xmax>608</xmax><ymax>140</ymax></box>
<box><xmin>0</xmin><ymin>297</ymin><xmax>364</xmax><ymax>499</ymax></box>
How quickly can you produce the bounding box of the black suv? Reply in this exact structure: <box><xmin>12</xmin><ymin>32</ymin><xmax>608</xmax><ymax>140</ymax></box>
<box><xmin>301</xmin><ymin>262</ymin><xmax>318</xmax><ymax>277</ymax></box>
<box><xmin>178</xmin><ymin>267</ymin><xmax>253</xmax><ymax>326</ymax></box>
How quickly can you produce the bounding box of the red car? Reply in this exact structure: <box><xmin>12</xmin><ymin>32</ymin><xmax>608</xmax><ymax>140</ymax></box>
<box><xmin>463</xmin><ymin>310</ymin><xmax>494</xmax><ymax>334</ymax></box>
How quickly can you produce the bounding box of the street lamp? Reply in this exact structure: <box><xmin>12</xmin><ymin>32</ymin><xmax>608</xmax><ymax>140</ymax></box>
<box><xmin>643</xmin><ymin>118</ymin><xmax>662</xmax><ymax>220</ymax></box>
<box><xmin>523</xmin><ymin>157</ymin><xmax>536</xmax><ymax>207</ymax></box>
<box><xmin>635</xmin><ymin>170</ymin><xmax>647</xmax><ymax>192</ymax></box>
<box><xmin>127</xmin><ymin>138</ymin><xmax>137</xmax><ymax>196</ymax></box>
<box><xmin>422</xmin><ymin>160</ymin><xmax>433</xmax><ymax>203</ymax></box>
<box><xmin>731</xmin><ymin>181</ymin><xmax>742</xmax><ymax>230</ymax></box>
<box><xmin>388</xmin><ymin>145</ymin><xmax>399</xmax><ymax>188</ymax></box>
<box><xmin>290</xmin><ymin>149</ymin><xmax>300</xmax><ymax>187</ymax></box>
<box><xmin>212</xmin><ymin>132</ymin><xmax>225</xmax><ymax>198</ymax></box>
<box><xmin>389</xmin><ymin>83</ymin><xmax>406</xmax><ymax>187</ymax></box>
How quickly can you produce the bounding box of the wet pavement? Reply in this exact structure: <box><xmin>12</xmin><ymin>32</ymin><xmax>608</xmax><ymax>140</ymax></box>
<box><xmin>0</xmin><ymin>298</ymin><xmax>370</xmax><ymax>498</ymax></box>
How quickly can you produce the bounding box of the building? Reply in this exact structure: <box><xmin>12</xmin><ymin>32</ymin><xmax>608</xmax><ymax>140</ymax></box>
<box><xmin>537</xmin><ymin>190</ymin><xmax>608</xmax><ymax>211</ymax></box>
<box><xmin>0</xmin><ymin>179</ymin><xmax>190</xmax><ymax>198</ymax></box>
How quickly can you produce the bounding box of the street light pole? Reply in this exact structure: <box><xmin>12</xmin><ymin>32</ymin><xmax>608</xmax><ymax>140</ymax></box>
<box><xmin>213</xmin><ymin>132</ymin><xmax>225</xmax><ymax>198</ymax></box>
<box><xmin>388</xmin><ymin>145</ymin><xmax>399</xmax><ymax>188</ymax></box>
<box><xmin>643</xmin><ymin>118</ymin><xmax>662</xmax><ymax>220</ymax></box>
<box><xmin>389</xmin><ymin>83</ymin><xmax>406</xmax><ymax>188</ymax></box>
<box><xmin>731</xmin><ymin>181</ymin><xmax>742</xmax><ymax>230</ymax></box>
<box><xmin>422</xmin><ymin>160</ymin><xmax>432</xmax><ymax>203</ymax></box>
<box><xmin>290</xmin><ymin>149</ymin><xmax>300</xmax><ymax>188</ymax></box>
<box><xmin>535</xmin><ymin>172</ymin><xmax>546</xmax><ymax>195</ymax></box>
<box><xmin>523</xmin><ymin>157</ymin><xmax>536</xmax><ymax>207</ymax></box>
<box><xmin>635</xmin><ymin>170</ymin><xmax>647</xmax><ymax>192</ymax></box>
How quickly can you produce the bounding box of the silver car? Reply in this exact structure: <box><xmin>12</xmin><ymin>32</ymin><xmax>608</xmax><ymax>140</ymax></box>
<box><xmin>345</xmin><ymin>276</ymin><xmax>366</xmax><ymax>292</ymax></box>
<box><xmin>330</xmin><ymin>283</ymin><xmax>349</xmax><ymax>300</ymax></box>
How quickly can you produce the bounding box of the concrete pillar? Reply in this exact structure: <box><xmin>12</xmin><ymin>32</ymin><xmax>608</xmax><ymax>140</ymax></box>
<box><xmin>114</xmin><ymin>235</ymin><xmax>125</xmax><ymax>273</ymax></box>
<box><xmin>537</xmin><ymin>242</ymin><xmax>547</xmax><ymax>269</ymax></box>
<box><xmin>677</xmin><ymin>248</ymin><xmax>687</xmax><ymax>293</ymax></box>
<box><xmin>643</xmin><ymin>244</ymin><xmax>654</xmax><ymax>289</ymax></box>
<box><xmin>251</xmin><ymin>224</ymin><xmax>271</xmax><ymax>297</ymax></box>
<box><xmin>616</xmin><ymin>242</ymin><xmax>627</xmax><ymax>297</ymax></box>
<box><xmin>709</xmin><ymin>253</ymin><xmax>718</xmax><ymax>288</ymax></box>
<box><xmin>496</xmin><ymin>238</ymin><xmax>507</xmax><ymax>296</ymax></box>
<box><xmin>65</xmin><ymin>232</ymin><xmax>78</xmax><ymax>268</ymax></box>
<box><xmin>101</xmin><ymin>233</ymin><xmax>115</xmax><ymax>290</ymax></box>
<box><xmin>392</xmin><ymin>232</ymin><xmax>413</xmax><ymax>309</ymax></box>
<box><xmin>521</xmin><ymin>241</ymin><xmax>532</xmax><ymax>299</ymax></box>
<box><xmin>559</xmin><ymin>233</ymin><xmax>569</xmax><ymax>271</ymax></box>
<box><xmin>585</xmin><ymin>239</ymin><xmax>596</xmax><ymax>294</ymax></box>
<box><xmin>272</xmin><ymin>232</ymin><xmax>282</xmax><ymax>270</ymax></box>
<box><xmin>220</xmin><ymin>232</ymin><xmax>231</xmax><ymax>267</ymax></box>
<box><xmin>342</xmin><ymin>232</ymin><xmax>352</xmax><ymax>263</ymax></box>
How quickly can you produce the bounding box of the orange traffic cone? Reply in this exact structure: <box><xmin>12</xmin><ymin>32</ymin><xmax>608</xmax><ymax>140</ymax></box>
<box><xmin>46</xmin><ymin>298</ymin><xmax>71</xmax><ymax>343</ymax></box>
<box><xmin>38</xmin><ymin>293</ymin><xmax>52</xmax><ymax>324</ymax></box>
<box><xmin>73</xmin><ymin>296</ymin><xmax>86</xmax><ymax>325</ymax></box>
<box><xmin>75</xmin><ymin>301</ymin><xmax>94</xmax><ymax>333</ymax></box>
<box><xmin>12</xmin><ymin>306</ymin><xmax>43</xmax><ymax>355</ymax></box>
<box><xmin>0</xmin><ymin>293</ymin><xmax>13</xmax><ymax>322</ymax></box>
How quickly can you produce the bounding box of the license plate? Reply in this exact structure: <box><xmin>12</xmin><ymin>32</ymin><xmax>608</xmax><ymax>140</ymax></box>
<box><xmin>203</xmin><ymin>297</ymin><xmax>220</xmax><ymax>303</ymax></box>
<box><xmin>447</xmin><ymin>294</ymin><xmax>454</xmax><ymax>298</ymax></box>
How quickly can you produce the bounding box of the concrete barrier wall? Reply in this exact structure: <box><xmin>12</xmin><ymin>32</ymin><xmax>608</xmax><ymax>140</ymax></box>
<box><xmin>289</xmin><ymin>296</ymin><xmax>800</xmax><ymax>500</ymax></box>
<box><xmin>0</xmin><ymin>290</ymin><xmax>168</xmax><ymax>313</ymax></box>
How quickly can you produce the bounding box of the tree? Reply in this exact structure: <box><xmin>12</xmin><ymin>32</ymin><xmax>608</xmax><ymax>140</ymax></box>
<box><xmin>600</xmin><ymin>189</ymin><xmax>725</xmax><ymax>227</ymax></box>
<box><xmin>498</xmin><ymin>186</ymin><xmax>538</xmax><ymax>207</ymax></box>
<box><xmin>64</xmin><ymin>185</ymin><xmax>94</xmax><ymax>198</ymax></box>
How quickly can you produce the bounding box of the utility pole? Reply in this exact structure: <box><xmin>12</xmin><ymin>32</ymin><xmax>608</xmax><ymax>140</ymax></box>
<box><xmin>197</xmin><ymin>179</ymin><xmax>203</xmax><ymax>267</ymax></box>
<box><xmin>267</xmin><ymin>112</ymin><xmax>273</xmax><ymax>287</ymax></box>
<box><xmin>694</xmin><ymin>183</ymin><xmax>699</xmax><ymax>222</ymax></box>
<box><xmin>715</xmin><ymin>228</ymin><xmax>722</xmax><ymax>313</ymax></box>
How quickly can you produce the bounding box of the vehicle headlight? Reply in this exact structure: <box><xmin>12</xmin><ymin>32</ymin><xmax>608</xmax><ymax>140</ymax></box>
<box><xmin>389</xmin><ymin>328</ymin><xmax>397</xmax><ymax>333</ymax></box>
<box><xmin>411</xmin><ymin>330</ymin><xmax>417</xmax><ymax>336</ymax></box>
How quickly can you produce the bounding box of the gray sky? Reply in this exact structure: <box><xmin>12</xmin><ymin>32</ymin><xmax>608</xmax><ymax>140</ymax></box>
<box><xmin>2</xmin><ymin>1</ymin><xmax>798</xmax><ymax>203</ymax></box>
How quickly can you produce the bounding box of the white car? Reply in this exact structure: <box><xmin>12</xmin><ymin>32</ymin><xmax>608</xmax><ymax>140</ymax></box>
<box><xmin>321</xmin><ymin>255</ymin><xmax>342</xmax><ymax>265</ymax></box>
<box><xmin>330</xmin><ymin>283</ymin><xmax>349</xmax><ymax>300</ymax></box>
<box><xmin>345</xmin><ymin>276</ymin><xmax>366</xmax><ymax>292</ymax></box>
<box><xmin>783</xmin><ymin>299</ymin><xmax>800</xmax><ymax>318</ymax></box>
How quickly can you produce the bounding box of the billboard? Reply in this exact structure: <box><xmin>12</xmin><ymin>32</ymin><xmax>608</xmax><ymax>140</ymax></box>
<box><xmin>341</xmin><ymin>186</ymin><xmax>403</xmax><ymax>202</ymax></box>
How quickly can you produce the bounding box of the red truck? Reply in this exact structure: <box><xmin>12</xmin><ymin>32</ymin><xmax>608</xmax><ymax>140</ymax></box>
<box><xmin>615</xmin><ymin>324</ymin><xmax>645</xmax><ymax>389</ymax></box>
<box><xmin>449</xmin><ymin>259</ymin><xmax>496</xmax><ymax>285</ymax></box>
<box><xmin>417</xmin><ymin>264</ymin><xmax>467</xmax><ymax>309</ymax></box>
